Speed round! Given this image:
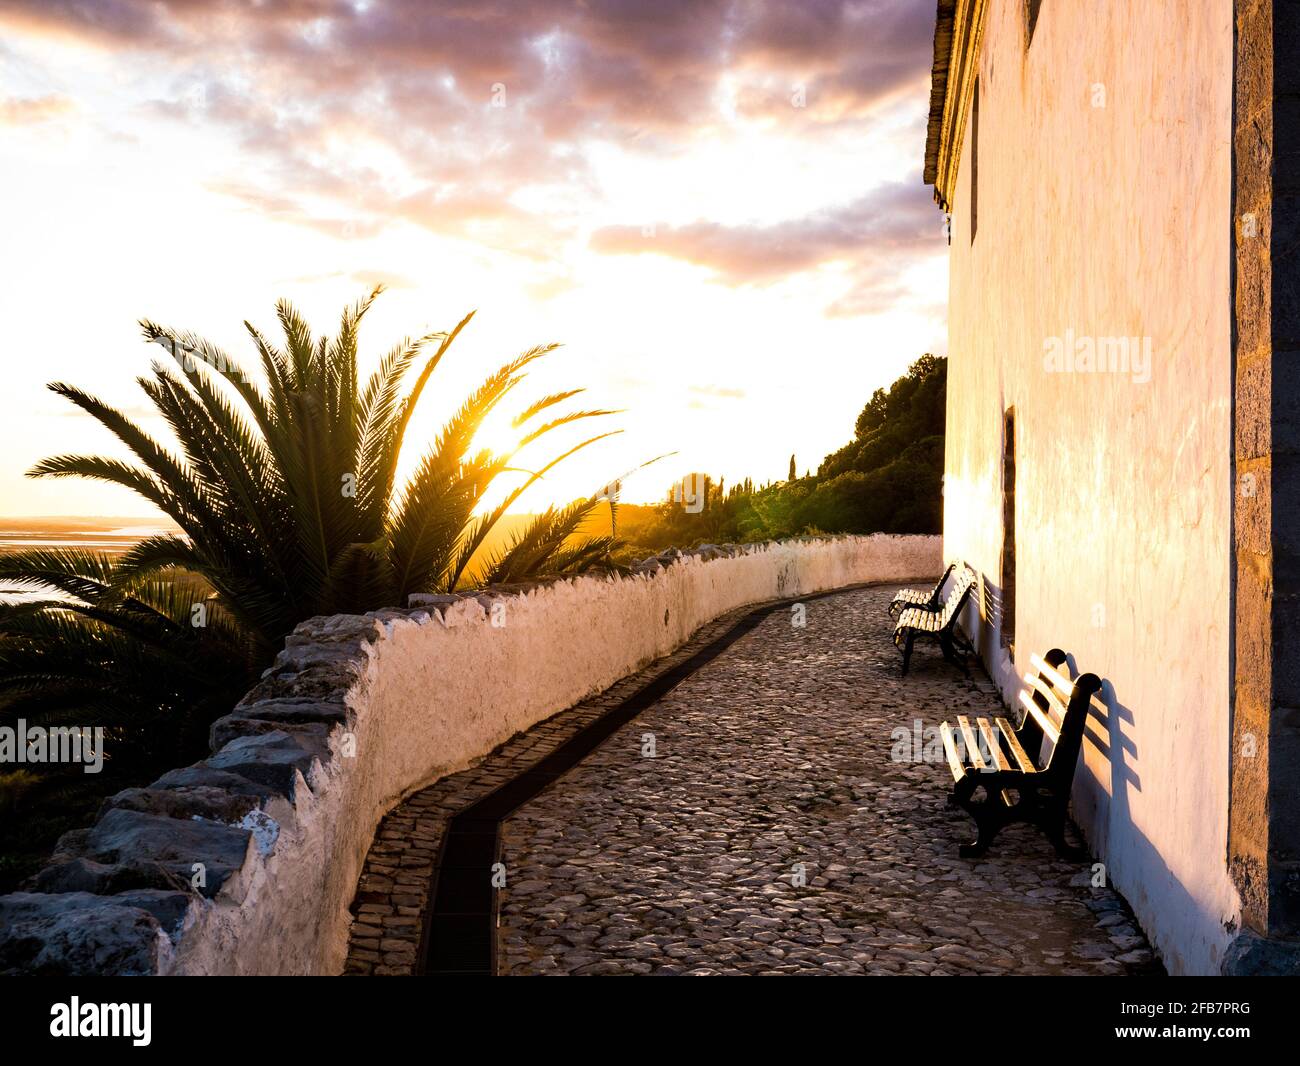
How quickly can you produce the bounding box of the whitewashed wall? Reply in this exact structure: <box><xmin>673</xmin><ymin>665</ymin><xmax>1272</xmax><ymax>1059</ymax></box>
<box><xmin>941</xmin><ymin>0</ymin><xmax>1237</xmax><ymax>974</ymax></box>
<box><xmin>177</xmin><ymin>534</ymin><xmax>938</xmax><ymax>975</ymax></box>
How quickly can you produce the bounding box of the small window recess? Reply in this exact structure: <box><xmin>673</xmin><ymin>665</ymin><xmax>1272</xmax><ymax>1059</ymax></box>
<box><xmin>1000</xmin><ymin>408</ymin><xmax>1017</xmax><ymax>655</ymax></box>
<box><xmin>970</xmin><ymin>77</ymin><xmax>979</xmax><ymax>244</ymax></box>
<box><xmin>1026</xmin><ymin>0</ymin><xmax>1044</xmax><ymax>48</ymax></box>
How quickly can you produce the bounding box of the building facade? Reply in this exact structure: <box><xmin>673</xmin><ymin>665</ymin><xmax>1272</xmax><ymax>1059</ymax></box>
<box><xmin>925</xmin><ymin>0</ymin><xmax>1300</xmax><ymax>975</ymax></box>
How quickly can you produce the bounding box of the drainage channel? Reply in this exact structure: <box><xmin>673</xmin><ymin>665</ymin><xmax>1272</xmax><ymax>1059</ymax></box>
<box><xmin>416</xmin><ymin>584</ymin><xmax>871</xmax><ymax>976</ymax></box>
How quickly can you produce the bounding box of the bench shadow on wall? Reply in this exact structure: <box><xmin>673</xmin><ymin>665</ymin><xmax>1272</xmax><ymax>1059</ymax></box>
<box><xmin>966</xmin><ymin>569</ymin><xmax>1207</xmax><ymax>963</ymax></box>
<box><xmin>1058</xmin><ymin>653</ymin><xmax>1209</xmax><ymax>969</ymax></box>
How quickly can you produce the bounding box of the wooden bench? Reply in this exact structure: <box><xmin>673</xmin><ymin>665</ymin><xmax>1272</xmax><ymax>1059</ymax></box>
<box><xmin>892</xmin><ymin>565</ymin><xmax>976</xmax><ymax>675</ymax></box>
<box><xmin>888</xmin><ymin>562</ymin><xmax>957</xmax><ymax>617</ymax></box>
<box><xmin>939</xmin><ymin>649</ymin><xmax>1102</xmax><ymax>858</ymax></box>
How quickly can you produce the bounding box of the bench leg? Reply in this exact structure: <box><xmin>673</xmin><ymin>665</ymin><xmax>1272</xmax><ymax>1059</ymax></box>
<box><xmin>900</xmin><ymin>634</ymin><xmax>915</xmax><ymax>676</ymax></box>
<box><xmin>959</xmin><ymin>817</ymin><xmax>1000</xmax><ymax>859</ymax></box>
<box><xmin>952</xmin><ymin>779</ymin><xmax>1007</xmax><ymax>857</ymax></box>
<box><xmin>1042</xmin><ymin>806</ymin><xmax>1088</xmax><ymax>861</ymax></box>
<box><xmin>939</xmin><ymin>633</ymin><xmax>970</xmax><ymax>676</ymax></box>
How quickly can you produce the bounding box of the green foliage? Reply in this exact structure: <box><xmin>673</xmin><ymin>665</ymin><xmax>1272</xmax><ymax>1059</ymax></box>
<box><xmin>0</xmin><ymin>767</ymin><xmax>105</xmax><ymax>892</ymax></box>
<box><xmin>826</xmin><ymin>353</ymin><xmax>946</xmax><ymax>480</ymax></box>
<box><xmin>0</xmin><ymin>770</ymin><xmax>39</xmax><ymax>816</ymax></box>
<box><xmin>617</xmin><ymin>355</ymin><xmax>946</xmax><ymax>555</ymax></box>
<box><xmin>619</xmin><ymin>474</ymin><xmax>746</xmax><ymax>553</ymax></box>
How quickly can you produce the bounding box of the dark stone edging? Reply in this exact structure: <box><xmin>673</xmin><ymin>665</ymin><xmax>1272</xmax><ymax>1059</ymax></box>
<box><xmin>420</xmin><ymin>583</ymin><xmax>871</xmax><ymax>975</ymax></box>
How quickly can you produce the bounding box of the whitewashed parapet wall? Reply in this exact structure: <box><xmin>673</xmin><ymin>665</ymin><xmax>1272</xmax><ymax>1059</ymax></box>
<box><xmin>0</xmin><ymin>534</ymin><xmax>939</xmax><ymax>976</ymax></box>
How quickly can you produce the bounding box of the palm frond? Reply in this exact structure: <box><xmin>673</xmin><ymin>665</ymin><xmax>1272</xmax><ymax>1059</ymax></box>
<box><xmin>8</xmin><ymin>292</ymin><xmax>625</xmax><ymax>830</ymax></box>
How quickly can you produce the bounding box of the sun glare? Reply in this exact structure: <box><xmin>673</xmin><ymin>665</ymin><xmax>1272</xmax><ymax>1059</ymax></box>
<box><xmin>472</xmin><ymin>404</ymin><xmax>526</xmax><ymax>461</ymax></box>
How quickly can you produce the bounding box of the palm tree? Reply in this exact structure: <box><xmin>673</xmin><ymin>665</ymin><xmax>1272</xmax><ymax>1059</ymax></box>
<box><xmin>0</xmin><ymin>289</ymin><xmax>621</xmax><ymax>741</ymax></box>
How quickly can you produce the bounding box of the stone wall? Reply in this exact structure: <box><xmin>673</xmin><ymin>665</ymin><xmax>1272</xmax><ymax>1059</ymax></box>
<box><xmin>0</xmin><ymin>534</ymin><xmax>939</xmax><ymax>976</ymax></box>
<box><xmin>1224</xmin><ymin>0</ymin><xmax>1300</xmax><ymax>974</ymax></box>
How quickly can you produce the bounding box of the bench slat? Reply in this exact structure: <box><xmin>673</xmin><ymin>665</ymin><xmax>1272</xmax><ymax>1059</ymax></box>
<box><xmin>889</xmin><ymin>564</ymin><xmax>955</xmax><ymax>615</ymax></box>
<box><xmin>998</xmin><ymin>718</ymin><xmax>1037</xmax><ymax>772</ymax></box>
<box><xmin>977</xmin><ymin>717</ymin><xmax>1010</xmax><ymax>770</ymax></box>
<box><xmin>956</xmin><ymin>715</ymin><xmax>986</xmax><ymax>771</ymax></box>
<box><xmin>1023</xmin><ymin>671</ymin><xmax>1068</xmax><ymax>723</ymax></box>
<box><xmin>1029</xmin><ymin>653</ymin><xmax>1076</xmax><ymax>701</ymax></box>
<box><xmin>1017</xmin><ymin>689</ymin><xmax>1061</xmax><ymax>744</ymax></box>
<box><xmin>939</xmin><ymin>721</ymin><xmax>965</xmax><ymax>782</ymax></box>
<box><xmin>892</xmin><ymin>591</ymin><xmax>927</xmax><ymax>606</ymax></box>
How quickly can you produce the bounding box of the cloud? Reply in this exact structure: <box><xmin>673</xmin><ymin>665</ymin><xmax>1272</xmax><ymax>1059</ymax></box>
<box><xmin>276</xmin><ymin>268</ymin><xmax>416</xmax><ymax>289</ymax></box>
<box><xmin>0</xmin><ymin>93</ymin><xmax>74</xmax><ymax>124</ymax></box>
<box><xmin>589</xmin><ymin>178</ymin><xmax>947</xmax><ymax>318</ymax></box>
<box><xmin>0</xmin><ymin>1</ymin><xmax>935</xmax><ymax>252</ymax></box>
<box><xmin>824</xmin><ymin>275</ymin><xmax>913</xmax><ymax>318</ymax></box>
<box><xmin>349</xmin><ymin>268</ymin><xmax>417</xmax><ymax>290</ymax></box>
<box><xmin>590</xmin><ymin>180</ymin><xmax>940</xmax><ymax>283</ymax></box>
<box><xmin>688</xmin><ymin>384</ymin><xmax>746</xmax><ymax>399</ymax></box>
<box><xmin>730</xmin><ymin>0</ymin><xmax>936</xmax><ymax>123</ymax></box>
<box><xmin>0</xmin><ymin>1</ymin><xmax>945</xmax><ymax>324</ymax></box>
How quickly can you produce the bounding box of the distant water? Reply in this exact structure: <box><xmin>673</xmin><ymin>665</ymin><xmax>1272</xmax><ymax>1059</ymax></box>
<box><xmin>0</xmin><ymin>522</ymin><xmax>173</xmax><ymax>605</ymax></box>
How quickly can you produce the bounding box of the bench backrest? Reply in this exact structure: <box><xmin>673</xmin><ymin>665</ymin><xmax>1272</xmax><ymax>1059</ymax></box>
<box><xmin>935</xmin><ymin>566</ymin><xmax>976</xmax><ymax>627</ymax></box>
<box><xmin>928</xmin><ymin>562</ymin><xmax>958</xmax><ymax>604</ymax></box>
<box><xmin>1015</xmin><ymin>649</ymin><xmax>1102</xmax><ymax>784</ymax></box>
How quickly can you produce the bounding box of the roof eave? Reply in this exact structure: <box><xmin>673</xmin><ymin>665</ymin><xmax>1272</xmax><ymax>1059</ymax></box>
<box><xmin>921</xmin><ymin>0</ymin><xmax>987</xmax><ymax>214</ymax></box>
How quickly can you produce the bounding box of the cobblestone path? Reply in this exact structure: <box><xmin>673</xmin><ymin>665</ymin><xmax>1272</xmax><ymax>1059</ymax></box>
<box><xmin>347</xmin><ymin>584</ymin><xmax>1159</xmax><ymax>976</ymax></box>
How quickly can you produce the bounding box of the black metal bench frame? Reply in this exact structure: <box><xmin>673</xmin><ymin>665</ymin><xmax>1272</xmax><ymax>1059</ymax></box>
<box><xmin>888</xmin><ymin>562</ymin><xmax>957</xmax><ymax>617</ymax></box>
<box><xmin>892</xmin><ymin>566</ymin><xmax>976</xmax><ymax>675</ymax></box>
<box><xmin>939</xmin><ymin>648</ymin><xmax>1102</xmax><ymax>858</ymax></box>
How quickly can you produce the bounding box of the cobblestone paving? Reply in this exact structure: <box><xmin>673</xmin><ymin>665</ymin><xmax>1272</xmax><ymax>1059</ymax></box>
<box><xmin>344</xmin><ymin>602</ymin><xmax>772</xmax><ymax>975</ymax></box>
<box><xmin>346</xmin><ymin>583</ymin><xmax>1160</xmax><ymax>976</ymax></box>
<box><xmin>497</xmin><ymin>585</ymin><xmax>1160</xmax><ymax>976</ymax></box>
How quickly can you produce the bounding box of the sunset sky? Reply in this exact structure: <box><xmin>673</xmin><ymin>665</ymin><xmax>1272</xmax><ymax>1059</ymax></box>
<box><xmin>0</xmin><ymin>0</ymin><xmax>945</xmax><ymax>517</ymax></box>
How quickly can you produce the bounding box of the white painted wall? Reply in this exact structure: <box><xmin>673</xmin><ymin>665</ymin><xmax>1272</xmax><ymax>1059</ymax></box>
<box><xmin>941</xmin><ymin>0</ymin><xmax>1238</xmax><ymax>973</ymax></box>
<box><xmin>171</xmin><ymin>534</ymin><xmax>940</xmax><ymax>975</ymax></box>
